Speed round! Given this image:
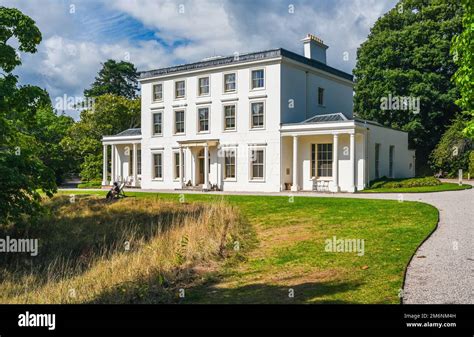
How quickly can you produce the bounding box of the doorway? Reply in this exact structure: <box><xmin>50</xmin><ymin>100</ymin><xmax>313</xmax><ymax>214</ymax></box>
<box><xmin>197</xmin><ymin>148</ymin><xmax>210</xmax><ymax>185</ymax></box>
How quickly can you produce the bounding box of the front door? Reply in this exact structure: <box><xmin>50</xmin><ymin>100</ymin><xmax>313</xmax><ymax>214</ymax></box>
<box><xmin>197</xmin><ymin>148</ymin><xmax>210</xmax><ymax>185</ymax></box>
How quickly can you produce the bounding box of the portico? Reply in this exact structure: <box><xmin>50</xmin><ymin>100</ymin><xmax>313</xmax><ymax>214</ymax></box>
<box><xmin>176</xmin><ymin>139</ymin><xmax>219</xmax><ymax>191</ymax></box>
<box><xmin>280</xmin><ymin>114</ymin><xmax>368</xmax><ymax>193</ymax></box>
<box><xmin>101</xmin><ymin>128</ymin><xmax>142</xmax><ymax>187</ymax></box>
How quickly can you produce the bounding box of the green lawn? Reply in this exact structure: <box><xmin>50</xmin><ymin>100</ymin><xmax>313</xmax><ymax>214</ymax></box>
<box><xmin>57</xmin><ymin>190</ymin><xmax>439</xmax><ymax>304</ymax></box>
<box><xmin>361</xmin><ymin>182</ymin><xmax>471</xmax><ymax>193</ymax></box>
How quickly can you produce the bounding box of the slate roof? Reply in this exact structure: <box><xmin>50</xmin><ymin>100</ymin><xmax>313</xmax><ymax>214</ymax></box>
<box><xmin>139</xmin><ymin>48</ymin><xmax>353</xmax><ymax>82</ymax></box>
<box><xmin>107</xmin><ymin>128</ymin><xmax>141</xmax><ymax>137</ymax></box>
<box><xmin>300</xmin><ymin>113</ymin><xmax>349</xmax><ymax>124</ymax></box>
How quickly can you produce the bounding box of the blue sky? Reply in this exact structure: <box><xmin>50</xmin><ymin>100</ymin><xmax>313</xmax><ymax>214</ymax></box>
<box><xmin>3</xmin><ymin>0</ymin><xmax>398</xmax><ymax>119</ymax></box>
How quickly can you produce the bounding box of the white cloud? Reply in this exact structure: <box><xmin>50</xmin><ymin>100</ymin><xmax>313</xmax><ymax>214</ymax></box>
<box><xmin>5</xmin><ymin>0</ymin><xmax>398</xmax><ymax>119</ymax></box>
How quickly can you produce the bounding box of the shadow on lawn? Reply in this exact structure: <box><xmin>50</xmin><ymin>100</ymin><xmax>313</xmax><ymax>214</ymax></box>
<box><xmin>87</xmin><ymin>262</ymin><xmax>362</xmax><ymax>304</ymax></box>
<box><xmin>0</xmin><ymin>195</ymin><xmax>206</xmax><ymax>282</ymax></box>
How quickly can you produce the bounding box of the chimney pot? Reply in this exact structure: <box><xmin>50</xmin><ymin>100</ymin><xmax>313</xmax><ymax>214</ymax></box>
<box><xmin>301</xmin><ymin>34</ymin><xmax>328</xmax><ymax>64</ymax></box>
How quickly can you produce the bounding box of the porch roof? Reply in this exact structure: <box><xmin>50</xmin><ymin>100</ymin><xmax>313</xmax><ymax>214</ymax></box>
<box><xmin>102</xmin><ymin>128</ymin><xmax>142</xmax><ymax>144</ymax></box>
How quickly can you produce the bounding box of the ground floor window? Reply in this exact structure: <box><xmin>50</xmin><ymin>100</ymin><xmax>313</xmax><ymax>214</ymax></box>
<box><xmin>389</xmin><ymin>145</ymin><xmax>394</xmax><ymax>178</ymax></box>
<box><xmin>250</xmin><ymin>148</ymin><xmax>264</xmax><ymax>180</ymax></box>
<box><xmin>375</xmin><ymin>143</ymin><xmax>380</xmax><ymax>179</ymax></box>
<box><xmin>174</xmin><ymin>152</ymin><xmax>184</xmax><ymax>179</ymax></box>
<box><xmin>137</xmin><ymin>149</ymin><xmax>141</xmax><ymax>175</ymax></box>
<box><xmin>311</xmin><ymin>143</ymin><xmax>333</xmax><ymax>178</ymax></box>
<box><xmin>153</xmin><ymin>153</ymin><xmax>163</xmax><ymax>179</ymax></box>
<box><xmin>224</xmin><ymin>149</ymin><xmax>236</xmax><ymax>179</ymax></box>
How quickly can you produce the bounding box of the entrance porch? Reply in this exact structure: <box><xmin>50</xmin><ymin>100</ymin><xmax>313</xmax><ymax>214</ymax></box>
<box><xmin>102</xmin><ymin>128</ymin><xmax>142</xmax><ymax>187</ymax></box>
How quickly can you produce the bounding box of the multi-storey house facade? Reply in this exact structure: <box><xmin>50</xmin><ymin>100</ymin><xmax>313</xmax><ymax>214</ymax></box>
<box><xmin>102</xmin><ymin>34</ymin><xmax>415</xmax><ymax>192</ymax></box>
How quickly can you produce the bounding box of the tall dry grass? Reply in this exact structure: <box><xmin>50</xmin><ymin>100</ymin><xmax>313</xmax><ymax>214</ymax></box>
<box><xmin>0</xmin><ymin>195</ymin><xmax>247</xmax><ymax>303</ymax></box>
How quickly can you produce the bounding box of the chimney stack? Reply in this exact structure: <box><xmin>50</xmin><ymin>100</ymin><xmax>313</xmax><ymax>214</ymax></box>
<box><xmin>301</xmin><ymin>34</ymin><xmax>328</xmax><ymax>64</ymax></box>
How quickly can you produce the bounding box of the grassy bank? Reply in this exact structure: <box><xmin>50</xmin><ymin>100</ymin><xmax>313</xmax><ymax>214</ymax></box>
<box><xmin>43</xmin><ymin>190</ymin><xmax>439</xmax><ymax>304</ymax></box>
<box><xmin>0</xmin><ymin>195</ymin><xmax>249</xmax><ymax>304</ymax></box>
<box><xmin>361</xmin><ymin>182</ymin><xmax>471</xmax><ymax>193</ymax></box>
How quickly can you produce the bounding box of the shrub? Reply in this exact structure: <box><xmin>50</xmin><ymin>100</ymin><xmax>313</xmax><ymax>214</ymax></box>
<box><xmin>370</xmin><ymin>176</ymin><xmax>441</xmax><ymax>189</ymax></box>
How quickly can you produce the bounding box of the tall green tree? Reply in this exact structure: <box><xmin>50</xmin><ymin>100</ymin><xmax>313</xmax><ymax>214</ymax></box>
<box><xmin>62</xmin><ymin>94</ymin><xmax>140</xmax><ymax>181</ymax></box>
<box><xmin>0</xmin><ymin>7</ymin><xmax>56</xmax><ymax>224</ymax></box>
<box><xmin>84</xmin><ymin>59</ymin><xmax>139</xmax><ymax>99</ymax></box>
<box><xmin>353</xmin><ymin>0</ymin><xmax>463</xmax><ymax>173</ymax></box>
<box><xmin>451</xmin><ymin>0</ymin><xmax>473</xmax><ymax>139</ymax></box>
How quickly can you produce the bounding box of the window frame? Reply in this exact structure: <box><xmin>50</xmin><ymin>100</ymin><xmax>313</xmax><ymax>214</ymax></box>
<box><xmin>311</xmin><ymin>143</ymin><xmax>333</xmax><ymax>178</ymax></box>
<box><xmin>173</xmin><ymin>151</ymin><xmax>184</xmax><ymax>180</ymax></box>
<box><xmin>152</xmin><ymin>110</ymin><xmax>163</xmax><ymax>136</ymax></box>
<box><xmin>174</xmin><ymin>79</ymin><xmax>186</xmax><ymax>100</ymax></box>
<box><xmin>197</xmin><ymin>106</ymin><xmax>210</xmax><ymax>133</ymax></box>
<box><xmin>197</xmin><ymin>76</ymin><xmax>210</xmax><ymax>97</ymax></box>
<box><xmin>389</xmin><ymin>145</ymin><xmax>394</xmax><ymax>178</ymax></box>
<box><xmin>152</xmin><ymin>152</ymin><xmax>163</xmax><ymax>180</ymax></box>
<box><xmin>223</xmin><ymin>72</ymin><xmax>237</xmax><ymax>94</ymax></box>
<box><xmin>318</xmin><ymin>87</ymin><xmax>325</xmax><ymax>106</ymax></box>
<box><xmin>250</xmin><ymin>101</ymin><xmax>265</xmax><ymax>130</ymax></box>
<box><xmin>223</xmin><ymin>148</ymin><xmax>237</xmax><ymax>181</ymax></box>
<box><xmin>249</xmin><ymin>147</ymin><xmax>265</xmax><ymax>182</ymax></box>
<box><xmin>174</xmin><ymin>109</ymin><xmax>186</xmax><ymax>135</ymax></box>
<box><xmin>223</xmin><ymin>103</ymin><xmax>237</xmax><ymax>132</ymax></box>
<box><xmin>137</xmin><ymin>149</ymin><xmax>142</xmax><ymax>175</ymax></box>
<box><xmin>250</xmin><ymin>68</ymin><xmax>265</xmax><ymax>91</ymax></box>
<box><xmin>152</xmin><ymin>82</ymin><xmax>163</xmax><ymax>102</ymax></box>
<box><xmin>375</xmin><ymin>143</ymin><xmax>381</xmax><ymax>179</ymax></box>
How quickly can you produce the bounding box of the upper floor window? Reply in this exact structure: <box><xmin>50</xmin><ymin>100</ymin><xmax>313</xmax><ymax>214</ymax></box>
<box><xmin>198</xmin><ymin>77</ymin><xmax>210</xmax><ymax>96</ymax></box>
<box><xmin>318</xmin><ymin>87</ymin><xmax>324</xmax><ymax>106</ymax></box>
<box><xmin>175</xmin><ymin>80</ymin><xmax>185</xmax><ymax>99</ymax></box>
<box><xmin>224</xmin><ymin>73</ymin><xmax>236</xmax><ymax>93</ymax></box>
<box><xmin>250</xmin><ymin>102</ymin><xmax>265</xmax><ymax>129</ymax></box>
<box><xmin>251</xmin><ymin>69</ymin><xmax>264</xmax><ymax>89</ymax></box>
<box><xmin>175</xmin><ymin>110</ymin><xmax>185</xmax><ymax>134</ymax></box>
<box><xmin>224</xmin><ymin>104</ymin><xmax>236</xmax><ymax>131</ymax></box>
<box><xmin>153</xmin><ymin>83</ymin><xmax>163</xmax><ymax>101</ymax></box>
<box><xmin>152</xmin><ymin>111</ymin><xmax>163</xmax><ymax>136</ymax></box>
<box><xmin>198</xmin><ymin>107</ymin><xmax>209</xmax><ymax>132</ymax></box>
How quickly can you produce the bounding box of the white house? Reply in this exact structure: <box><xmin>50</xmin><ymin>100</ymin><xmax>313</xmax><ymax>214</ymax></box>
<box><xmin>102</xmin><ymin>34</ymin><xmax>416</xmax><ymax>193</ymax></box>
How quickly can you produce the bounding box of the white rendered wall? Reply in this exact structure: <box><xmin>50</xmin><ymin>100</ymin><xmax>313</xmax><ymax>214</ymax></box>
<box><xmin>280</xmin><ymin>61</ymin><xmax>354</xmax><ymax>123</ymax></box>
<box><xmin>140</xmin><ymin>60</ymin><xmax>282</xmax><ymax>192</ymax></box>
<box><xmin>366</xmin><ymin>124</ymin><xmax>415</xmax><ymax>182</ymax></box>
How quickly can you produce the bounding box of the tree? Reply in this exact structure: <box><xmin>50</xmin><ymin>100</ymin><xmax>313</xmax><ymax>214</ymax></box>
<box><xmin>451</xmin><ymin>0</ymin><xmax>473</xmax><ymax>139</ymax></box>
<box><xmin>29</xmin><ymin>106</ymin><xmax>76</xmax><ymax>184</ymax></box>
<box><xmin>62</xmin><ymin>94</ymin><xmax>140</xmax><ymax>181</ymax></box>
<box><xmin>84</xmin><ymin>60</ymin><xmax>139</xmax><ymax>99</ymax></box>
<box><xmin>430</xmin><ymin>115</ymin><xmax>472</xmax><ymax>177</ymax></box>
<box><xmin>353</xmin><ymin>0</ymin><xmax>463</xmax><ymax>173</ymax></box>
<box><xmin>0</xmin><ymin>7</ymin><xmax>57</xmax><ymax>224</ymax></box>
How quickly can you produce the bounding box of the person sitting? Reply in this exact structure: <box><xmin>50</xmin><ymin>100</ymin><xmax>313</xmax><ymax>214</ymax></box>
<box><xmin>106</xmin><ymin>182</ymin><xmax>120</xmax><ymax>200</ymax></box>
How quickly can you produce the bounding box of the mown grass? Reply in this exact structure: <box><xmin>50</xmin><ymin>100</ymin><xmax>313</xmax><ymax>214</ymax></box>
<box><xmin>46</xmin><ymin>190</ymin><xmax>439</xmax><ymax>304</ymax></box>
<box><xmin>361</xmin><ymin>182</ymin><xmax>471</xmax><ymax>193</ymax></box>
<box><xmin>0</xmin><ymin>195</ymin><xmax>249</xmax><ymax>303</ymax></box>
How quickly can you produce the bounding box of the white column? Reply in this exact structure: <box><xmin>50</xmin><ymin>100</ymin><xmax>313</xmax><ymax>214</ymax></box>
<box><xmin>291</xmin><ymin>135</ymin><xmax>299</xmax><ymax>191</ymax></box>
<box><xmin>110</xmin><ymin>145</ymin><xmax>115</xmax><ymax>184</ymax></box>
<box><xmin>349</xmin><ymin>133</ymin><xmax>356</xmax><ymax>192</ymax></box>
<box><xmin>331</xmin><ymin>134</ymin><xmax>339</xmax><ymax>192</ymax></box>
<box><xmin>132</xmin><ymin>143</ymin><xmax>138</xmax><ymax>187</ymax></box>
<box><xmin>179</xmin><ymin>146</ymin><xmax>184</xmax><ymax>188</ymax></box>
<box><xmin>102</xmin><ymin>144</ymin><xmax>108</xmax><ymax>186</ymax></box>
<box><xmin>203</xmin><ymin>144</ymin><xmax>209</xmax><ymax>190</ymax></box>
